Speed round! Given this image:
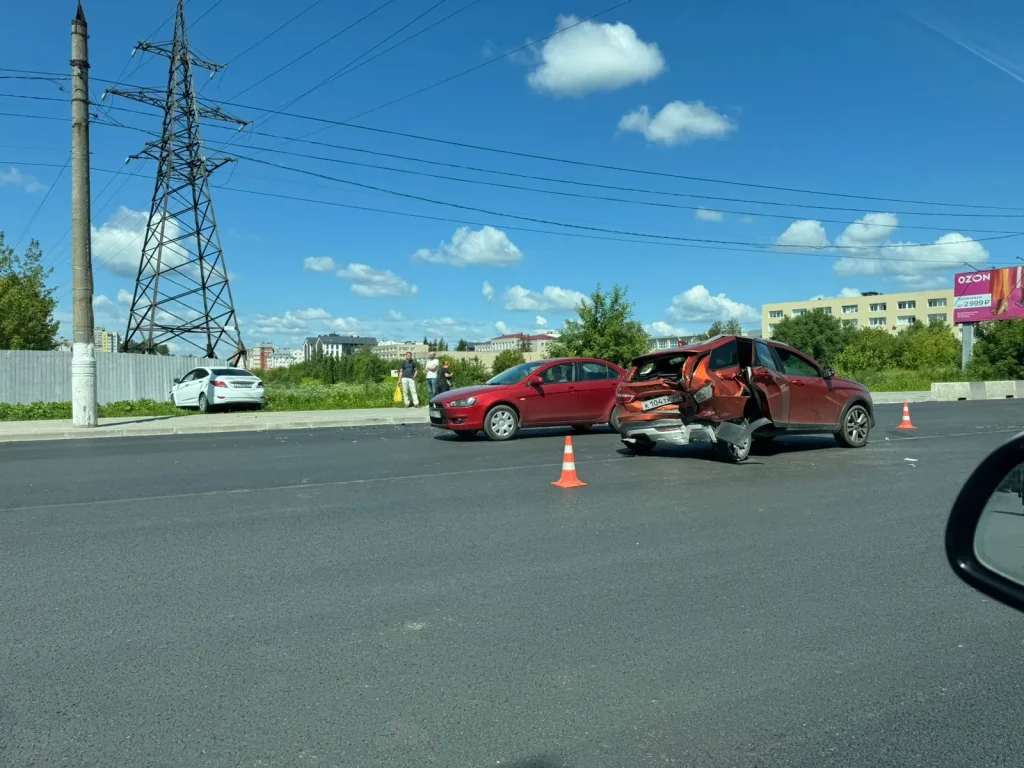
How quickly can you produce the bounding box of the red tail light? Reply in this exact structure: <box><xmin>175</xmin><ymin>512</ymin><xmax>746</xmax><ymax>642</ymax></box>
<box><xmin>212</xmin><ymin>380</ymin><xmax>228</xmax><ymax>388</ymax></box>
<box><xmin>615</xmin><ymin>390</ymin><xmax>635</xmax><ymax>404</ymax></box>
<box><xmin>256</xmin><ymin>382</ymin><xmax>264</xmax><ymax>388</ymax></box>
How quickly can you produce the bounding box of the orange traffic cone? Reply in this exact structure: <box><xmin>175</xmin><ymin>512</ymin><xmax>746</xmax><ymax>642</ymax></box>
<box><xmin>552</xmin><ymin>436</ymin><xmax>587</xmax><ymax>488</ymax></box>
<box><xmin>897</xmin><ymin>401</ymin><xmax>916</xmax><ymax>430</ymax></box>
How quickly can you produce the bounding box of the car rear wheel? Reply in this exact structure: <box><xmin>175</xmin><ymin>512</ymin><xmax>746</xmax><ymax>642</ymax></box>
<box><xmin>835</xmin><ymin>403</ymin><xmax>871</xmax><ymax>448</ymax></box>
<box><xmin>715</xmin><ymin>434</ymin><xmax>752</xmax><ymax>463</ymax></box>
<box><xmin>484</xmin><ymin>405</ymin><xmax>519</xmax><ymax>441</ymax></box>
<box><xmin>198</xmin><ymin>393</ymin><xmax>210</xmax><ymax>414</ymax></box>
<box><xmin>609</xmin><ymin>408</ymin><xmax>621</xmax><ymax>433</ymax></box>
<box><xmin>572</xmin><ymin>424</ymin><xmax>592</xmax><ymax>433</ymax></box>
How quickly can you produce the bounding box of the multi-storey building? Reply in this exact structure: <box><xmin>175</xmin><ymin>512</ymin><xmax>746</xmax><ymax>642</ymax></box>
<box><xmin>303</xmin><ymin>334</ymin><xmax>378</xmax><ymax>361</ymax></box>
<box><xmin>761</xmin><ymin>289</ymin><xmax>958</xmax><ymax>339</ymax></box>
<box><xmin>474</xmin><ymin>333</ymin><xmax>559</xmax><ymax>355</ymax></box>
<box><xmin>371</xmin><ymin>341</ymin><xmax>430</xmax><ymax>361</ymax></box>
<box><xmin>93</xmin><ymin>328</ymin><xmax>122</xmax><ymax>353</ymax></box>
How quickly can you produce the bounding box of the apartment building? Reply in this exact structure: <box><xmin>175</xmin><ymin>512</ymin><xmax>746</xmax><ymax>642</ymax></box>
<box><xmin>761</xmin><ymin>289</ymin><xmax>958</xmax><ymax>339</ymax></box>
<box><xmin>474</xmin><ymin>333</ymin><xmax>559</xmax><ymax>355</ymax></box>
<box><xmin>372</xmin><ymin>341</ymin><xmax>430</xmax><ymax>361</ymax></box>
<box><xmin>302</xmin><ymin>334</ymin><xmax>379</xmax><ymax>361</ymax></box>
<box><xmin>93</xmin><ymin>328</ymin><xmax>122</xmax><ymax>353</ymax></box>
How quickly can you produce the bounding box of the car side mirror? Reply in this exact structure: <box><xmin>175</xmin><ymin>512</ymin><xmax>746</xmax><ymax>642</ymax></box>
<box><xmin>946</xmin><ymin>432</ymin><xmax>1024</xmax><ymax>614</ymax></box>
<box><xmin>822</xmin><ymin>366</ymin><xmax>835</xmax><ymax>379</ymax></box>
<box><xmin>173</xmin><ymin>378</ymin><xmax>181</xmax><ymax>384</ymax></box>
<box><xmin>530</xmin><ymin>376</ymin><xmax>544</xmax><ymax>386</ymax></box>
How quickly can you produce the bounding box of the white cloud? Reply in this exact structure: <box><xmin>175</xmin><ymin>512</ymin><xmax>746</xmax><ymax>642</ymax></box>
<box><xmin>775</xmin><ymin>219</ymin><xmax>830</xmax><ymax>251</ymax></box>
<box><xmin>834</xmin><ymin>232</ymin><xmax>989</xmax><ymax>278</ymax></box>
<box><xmin>667</xmin><ymin>285</ymin><xmax>760</xmax><ymax>325</ymax></box>
<box><xmin>834</xmin><ymin>213</ymin><xmax>898</xmax><ymax>252</ymax></box>
<box><xmin>303</xmin><ymin>256</ymin><xmax>337</xmax><ymax>273</ymax></box>
<box><xmin>535</xmin><ymin>315</ymin><xmax>548</xmax><ymax>327</ymax></box>
<box><xmin>249</xmin><ymin>309</ymin><xmax>372</xmax><ymax>337</ymax></box>
<box><xmin>116</xmin><ymin>288</ymin><xmax>133</xmax><ymax>305</ymax></box>
<box><xmin>413</xmin><ymin>226</ymin><xmax>523</xmax><ymax>266</ymax></box>
<box><xmin>810</xmin><ymin>288</ymin><xmax>864</xmax><ymax>300</ymax></box>
<box><xmin>647</xmin><ymin>320</ymin><xmax>690</xmax><ymax>337</ymax></box>
<box><xmin>504</xmin><ymin>284</ymin><xmax>587</xmax><ymax>311</ymax></box>
<box><xmin>90</xmin><ymin>206</ymin><xmax>195</xmax><ymax>278</ymax></box>
<box><xmin>482</xmin><ymin>281</ymin><xmax>495</xmax><ymax>302</ymax></box>
<box><xmin>335</xmin><ymin>263</ymin><xmax>417</xmax><ymax>297</ymax></box>
<box><xmin>739</xmin><ymin>215</ymin><xmax>754</xmax><ymax>224</ymax></box>
<box><xmin>387</xmin><ymin>310</ymin><xmax>404</xmax><ymax>321</ymax></box>
<box><xmin>495</xmin><ymin>320</ymin><xmax>509</xmax><ymax>334</ymax></box>
<box><xmin>618</xmin><ymin>101</ymin><xmax>735</xmax><ymax>146</ymax></box>
<box><xmin>93</xmin><ymin>294</ymin><xmax>113</xmax><ymax>308</ymax></box>
<box><xmin>292</xmin><ymin>308</ymin><xmax>331</xmax><ymax>321</ymax></box>
<box><xmin>527</xmin><ymin>15</ymin><xmax>665</xmax><ymax>96</ymax></box>
<box><xmin>0</xmin><ymin>166</ymin><xmax>46</xmax><ymax>193</ymax></box>
<box><xmin>695</xmin><ymin>208</ymin><xmax>724</xmax><ymax>222</ymax></box>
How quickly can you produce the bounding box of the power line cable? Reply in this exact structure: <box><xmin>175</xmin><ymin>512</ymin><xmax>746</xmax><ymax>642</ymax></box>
<box><xmin>12</xmin><ymin>155</ymin><xmax>69</xmax><ymax>250</ymax></box>
<box><xmin>6</xmin><ymin>84</ymin><xmax>1024</xmax><ymax>215</ymax></box>
<box><xmin>224</xmin><ymin>0</ymin><xmax>328</xmax><ymax>65</ymax></box>
<box><xmin>85</xmin><ymin>108</ymin><xmax>1024</xmax><ymax>220</ymax></box>
<box><xmin>211</xmin><ymin>184</ymin><xmax>1022</xmax><ymax>267</ymax></box>
<box><xmin>227</xmin><ymin>0</ymin><xmax>402</xmax><ymax>101</ymax></box>
<box><xmin>235</xmin><ymin>153</ymin><xmax>1024</xmax><ymax>251</ymax></box>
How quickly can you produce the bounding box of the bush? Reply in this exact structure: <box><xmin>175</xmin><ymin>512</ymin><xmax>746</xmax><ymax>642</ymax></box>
<box><xmin>439</xmin><ymin>355</ymin><xmax>490</xmax><ymax>388</ymax></box>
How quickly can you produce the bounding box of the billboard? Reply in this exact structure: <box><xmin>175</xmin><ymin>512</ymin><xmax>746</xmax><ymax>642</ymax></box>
<box><xmin>953</xmin><ymin>267</ymin><xmax>1024</xmax><ymax>324</ymax></box>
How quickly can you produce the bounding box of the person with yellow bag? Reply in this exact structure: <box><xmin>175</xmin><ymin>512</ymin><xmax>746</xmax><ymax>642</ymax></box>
<box><xmin>393</xmin><ymin>381</ymin><xmax>403</xmax><ymax>405</ymax></box>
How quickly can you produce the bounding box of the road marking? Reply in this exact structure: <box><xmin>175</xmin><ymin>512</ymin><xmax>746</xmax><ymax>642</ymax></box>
<box><xmin>0</xmin><ymin>457</ymin><xmax>628</xmax><ymax>513</ymax></box>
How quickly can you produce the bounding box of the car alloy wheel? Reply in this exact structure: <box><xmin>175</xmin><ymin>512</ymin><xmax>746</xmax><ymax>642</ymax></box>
<box><xmin>715</xmin><ymin>437</ymin><xmax>751</xmax><ymax>463</ymax></box>
<box><xmin>485</xmin><ymin>405</ymin><xmax>519</xmax><ymax>440</ymax></box>
<box><xmin>837</xmin><ymin>404</ymin><xmax>870</xmax><ymax>448</ymax></box>
<box><xmin>198</xmin><ymin>393</ymin><xmax>209</xmax><ymax>414</ymax></box>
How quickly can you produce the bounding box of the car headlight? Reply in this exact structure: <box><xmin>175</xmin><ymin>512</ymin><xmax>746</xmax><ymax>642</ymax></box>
<box><xmin>447</xmin><ymin>397</ymin><xmax>477</xmax><ymax>407</ymax></box>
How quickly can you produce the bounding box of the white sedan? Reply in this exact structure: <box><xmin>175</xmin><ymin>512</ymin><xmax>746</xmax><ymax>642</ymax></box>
<box><xmin>169</xmin><ymin>366</ymin><xmax>265</xmax><ymax>413</ymax></box>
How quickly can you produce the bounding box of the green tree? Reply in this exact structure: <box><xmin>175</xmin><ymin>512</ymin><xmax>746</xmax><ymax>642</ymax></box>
<box><xmin>895</xmin><ymin>321</ymin><xmax>960</xmax><ymax>370</ymax></box>
<box><xmin>547</xmin><ymin>284</ymin><xmax>649</xmax><ymax>367</ymax></box>
<box><xmin>518</xmin><ymin>335</ymin><xmax>531</xmax><ymax>353</ymax></box>
<box><xmin>966</xmin><ymin>319</ymin><xmax>1024</xmax><ymax>380</ymax></box>
<box><xmin>455</xmin><ymin>338</ymin><xmax>470</xmax><ymax>351</ymax></box>
<box><xmin>491</xmin><ymin>349</ymin><xmax>526</xmax><ymax>375</ymax></box>
<box><xmin>769</xmin><ymin>309</ymin><xmax>852</xmax><ymax>366</ymax></box>
<box><xmin>835</xmin><ymin>328</ymin><xmax>898</xmax><ymax>374</ymax></box>
<box><xmin>697</xmin><ymin>318</ymin><xmax>743</xmax><ymax>341</ymax></box>
<box><xmin>0</xmin><ymin>234</ymin><xmax>59</xmax><ymax>350</ymax></box>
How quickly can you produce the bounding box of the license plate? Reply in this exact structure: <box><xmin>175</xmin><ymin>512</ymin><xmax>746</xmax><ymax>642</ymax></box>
<box><xmin>429</xmin><ymin>407</ymin><xmax>442</xmax><ymax>418</ymax></box>
<box><xmin>642</xmin><ymin>394</ymin><xmax>683</xmax><ymax>411</ymax></box>
<box><xmin>233</xmin><ymin>382</ymin><xmax>253</xmax><ymax>388</ymax></box>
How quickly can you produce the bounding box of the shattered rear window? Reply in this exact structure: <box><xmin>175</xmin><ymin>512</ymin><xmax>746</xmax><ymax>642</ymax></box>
<box><xmin>634</xmin><ymin>354</ymin><xmax>690</xmax><ymax>381</ymax></box>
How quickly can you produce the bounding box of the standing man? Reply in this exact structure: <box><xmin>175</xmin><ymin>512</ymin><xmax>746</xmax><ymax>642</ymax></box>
<box><xmin>399</xmin><ymin>351</ymin><xmax>420</xmax><ymax>408</ymax></box>
<box><xmin>425</xmin><ymin>352</ymin><xmax>440</xmax><ymax>399</ymax></box>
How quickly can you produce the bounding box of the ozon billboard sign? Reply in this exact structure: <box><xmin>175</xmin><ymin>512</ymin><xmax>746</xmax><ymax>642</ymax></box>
<box><xmin>953</xmin><ymin>267</ymin><xmax>1024</xmax><ymax>323</ymax></box>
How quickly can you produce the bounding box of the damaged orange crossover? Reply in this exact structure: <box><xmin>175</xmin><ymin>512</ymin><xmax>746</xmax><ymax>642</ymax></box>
<box><xmin>613</xmin><ymin>335</ymin><xmax>875</xmax><ymax>462</ymax></box>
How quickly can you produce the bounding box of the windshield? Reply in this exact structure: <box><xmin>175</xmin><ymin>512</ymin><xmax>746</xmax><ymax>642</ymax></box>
<box><xmin>632</xmin><ymin>354</ymin><xmax>692</xmax><ymax>381</ymax></box>
<box><xmin>209</xmin><ymin>368</ymin><xmax>255</xmax><ymax>377</ymax></box>
<box><xmin>486</xmin><ymin>360</ymin><xmax>548</xmax><ymax>385</ymax></box>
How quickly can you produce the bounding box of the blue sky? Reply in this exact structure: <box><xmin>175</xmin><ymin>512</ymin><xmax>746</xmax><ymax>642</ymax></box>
<box><xmin>4</xmin><ymin>0</ymin><xmax>1024</xmax><ymax>353</ymax></box>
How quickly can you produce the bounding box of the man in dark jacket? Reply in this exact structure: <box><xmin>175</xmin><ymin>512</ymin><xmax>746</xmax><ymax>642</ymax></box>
<box><xmin>398</xmin><ymin>351</ymin><xmax>420</xmax><ymax>407</ymax></box>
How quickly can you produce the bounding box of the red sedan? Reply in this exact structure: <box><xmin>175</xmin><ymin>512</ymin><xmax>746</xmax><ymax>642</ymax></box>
<box><xmin>428</xmin><ymin>358</ymin><xmax>626</xmax><ymax>440</ymax></box>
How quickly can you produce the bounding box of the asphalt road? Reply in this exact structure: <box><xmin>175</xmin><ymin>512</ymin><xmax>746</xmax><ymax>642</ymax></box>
<box><xmin>3</xmin><ymin>400</ymin><xmax>1024</xmax><ymax>768</ymax></box>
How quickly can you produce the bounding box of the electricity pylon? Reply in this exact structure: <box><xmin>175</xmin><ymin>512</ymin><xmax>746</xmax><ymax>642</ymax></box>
<box><xmin>106</xmin><ymin>0</ymin><xmax>249</xmax><ymax>363</ymax></box>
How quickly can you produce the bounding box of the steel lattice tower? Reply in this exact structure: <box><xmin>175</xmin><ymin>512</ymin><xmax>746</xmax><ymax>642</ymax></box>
<box><xmin>106</xmin><ymin>0</ymin><xmax>248</xmax><ymax>362</ymax></box>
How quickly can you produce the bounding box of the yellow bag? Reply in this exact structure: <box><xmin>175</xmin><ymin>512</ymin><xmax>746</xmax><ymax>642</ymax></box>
<box><xmin>393</xmin><ymin>384</ymin><xmax>403</xmax><ymax>404</ymax></box>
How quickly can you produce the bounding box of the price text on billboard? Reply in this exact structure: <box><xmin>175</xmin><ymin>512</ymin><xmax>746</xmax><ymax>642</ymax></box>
<box><xmin>953</xmin><ymin>267</ymin><xmax>1024</xmax><ymax>324</ymax></box>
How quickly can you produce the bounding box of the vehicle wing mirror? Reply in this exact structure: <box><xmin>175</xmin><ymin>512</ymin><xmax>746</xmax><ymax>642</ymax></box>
<box><xmin>823</xmin><ymin>366</ymin><xmax>836</xmax><ymax>379</ymax></box>
<box><xmin>946</xmin><ymin>432</ymin><xmax>1024</xmax><ymax>614</ymax></box>
<box><xmin>173</xmin><ymin>378</ymin><xmax>181</xmax><ymax>384</ymax></box>
<box><xmin>530</xmin><ymin>375</ymin><xmax>544</xmax><ymax>386</ymax></box>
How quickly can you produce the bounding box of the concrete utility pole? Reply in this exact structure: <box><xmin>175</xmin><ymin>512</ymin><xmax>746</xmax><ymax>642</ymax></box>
<box><xmin>71</xmin><ymin>1</ymin><xmax>97</xmax><ymax>427</ymax></box>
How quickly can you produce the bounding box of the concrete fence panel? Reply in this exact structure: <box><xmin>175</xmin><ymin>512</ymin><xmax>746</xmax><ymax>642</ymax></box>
<box><xmin>0</xmin><ymin>351</ymin><xmax>228</xmax><ymax>405</ymax></box>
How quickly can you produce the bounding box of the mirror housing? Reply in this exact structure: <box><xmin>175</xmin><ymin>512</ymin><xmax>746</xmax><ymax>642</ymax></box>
<box><xmin>946</xmin><ymin>431</ymin><xmax>1024</xmax><ymax>614</ymax></box>
<box><xmin>529</xmin><ymin>375</ymin><xmax>544</xmax><ymax>387</ymax></box>
<box><xmin>822</xmin><ymin>366</ymin><xmax>836</xmax><ymax>379</ymax></box>
<box><xmin>173</xmin><ymin>378</ymin><xmax>181</xmax><ymax>384</ymax></box>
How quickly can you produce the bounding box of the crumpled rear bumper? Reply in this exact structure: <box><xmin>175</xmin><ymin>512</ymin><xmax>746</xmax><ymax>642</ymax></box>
<box><xmin>620</xmin><ymin>417</ymin><xmax>772</xmax><ymax>448</ymax></box>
